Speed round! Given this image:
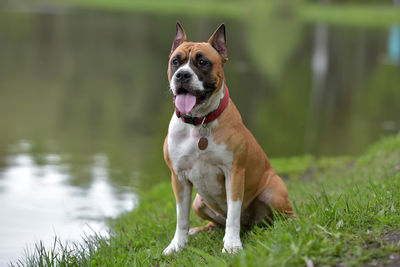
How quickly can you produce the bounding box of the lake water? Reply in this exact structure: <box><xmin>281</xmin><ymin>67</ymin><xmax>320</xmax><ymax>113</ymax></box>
<box><xmin>0</xmin><ymin>7</ymin><xmax>399</xmax><ymax>266</ymax></box>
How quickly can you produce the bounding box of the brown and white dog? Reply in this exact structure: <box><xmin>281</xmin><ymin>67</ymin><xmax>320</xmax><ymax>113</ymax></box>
<box><xmin>163</xmin><ymin>22</ymin><xmax>295</xmax><ymax>255</ymax></box>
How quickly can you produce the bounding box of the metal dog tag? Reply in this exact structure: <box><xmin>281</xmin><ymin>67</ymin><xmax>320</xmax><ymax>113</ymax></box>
<box><xmin>198</xmin><ymin>120</ymin><xmax>210</xmax><ymax>150</ymax></box>
<box><xmin>198</xmin><ymin>126</ymin><xmax>208</xmax><ymax>137</ymax></box>
<box><xmin>198</xmin><ymin>137</ymin><xmax>208</xmax><ymax>150</ymax></box>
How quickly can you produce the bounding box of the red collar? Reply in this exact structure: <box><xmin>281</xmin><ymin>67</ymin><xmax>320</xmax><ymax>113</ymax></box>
<box><xmin>175</xmin><ymin>85</ymin><xmax>230</xmax><ymax>126</ymax></box>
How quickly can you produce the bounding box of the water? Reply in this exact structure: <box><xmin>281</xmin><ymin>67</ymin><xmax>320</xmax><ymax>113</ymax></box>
<box><xmin>0</xmin><ymin>8</ymin><xmax>399</xmax><ymax>265</ymax></box>
<box><xmin>0</xmin><ymin>142</ymin><xmax>137</xmax><ymax>264</ymax></box>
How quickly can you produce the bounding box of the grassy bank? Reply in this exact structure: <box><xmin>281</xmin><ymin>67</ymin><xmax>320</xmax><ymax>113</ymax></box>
<box><xmin>14</xmin><ymin>134</ymin><xmax>400</xmax><ymax>266</ymax></box>
<box><xmin>7</xmin><ymin>1</ymin><xmax>400</xmax><ymax>26</ymax></box>
<box><xmin>301</xmin><ymin>4</ymin><xmax>400</xmax><ymax>26</ymax></box>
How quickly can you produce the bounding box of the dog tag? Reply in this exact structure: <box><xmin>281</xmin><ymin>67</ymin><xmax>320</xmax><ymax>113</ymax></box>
<box><xmin>198</xmin><ymin>137</ymin><xmax>208</xmax><ymax>150</ymax></box>
<box><xmin>198</xmin><ymin>126</ymin><xmax>208</xmax><ymax>137</ymax></box>
<box><xmin>198</xmin><ymin>118</ymin><xmax>210</xmax><ymax>150</ymax></box>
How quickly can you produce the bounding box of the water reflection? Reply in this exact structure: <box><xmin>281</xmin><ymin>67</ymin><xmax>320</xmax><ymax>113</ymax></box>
<box><xmin>0</xmin><ymin>141</ymin><xmax>137</xmax><ymax>265</ymax></box>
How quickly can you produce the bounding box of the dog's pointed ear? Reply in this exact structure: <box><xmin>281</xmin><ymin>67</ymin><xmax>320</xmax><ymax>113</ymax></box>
<box><xmin>170</xmin><ymin>21</ymin><xmax>187</xmax><ymax>55</ymax></box>
<box><xmin>208</xmin><ymin>23</ymin><xmax>227</xmax><ymax>60</ymax></box>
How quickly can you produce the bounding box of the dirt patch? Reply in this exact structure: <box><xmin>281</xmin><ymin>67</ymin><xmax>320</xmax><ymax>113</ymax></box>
<box><xmin>381</xmin><ymin>231</ymin><xmax>400</xmax><ymax>267</ymax></box>
<box><xmin>382</xmin><ymin>231</ymin><xmax>400</xmax><ymax>247</ymax></box>
<box><xmin>363</xmin><ymin>231</ymin><xmax>400</xmax><ymax>267</ymax></box>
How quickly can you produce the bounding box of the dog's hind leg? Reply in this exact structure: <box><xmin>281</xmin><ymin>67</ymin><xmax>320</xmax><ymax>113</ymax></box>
<box><xmin>242</xmin><ymin>175</ymin><xmax>295</xmax><ymax>227</ymax></box>
<box><xmin>261</xmin><ymin>174</ymin><xmax>296</xmax><ymax>220</ymax></box>
<box><xmin>189</xmin><ymin>194</ymin><xmax>225</xmax><ymax>235</ymax></box>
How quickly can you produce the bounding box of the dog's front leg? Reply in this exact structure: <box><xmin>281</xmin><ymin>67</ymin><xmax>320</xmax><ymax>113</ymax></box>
<box><xmin>222</xmin><ymin>166</ymin><xmax>244</xmax><ymax>254</ymax></box>
<box><xmin>163</xmin><ymin>173</ymin><xmax>192</xmax><ymax>255</ymax></box>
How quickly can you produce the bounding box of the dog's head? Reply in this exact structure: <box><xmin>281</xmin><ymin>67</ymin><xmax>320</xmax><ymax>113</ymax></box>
<box><xmin>168</xmin><ymin>22</ymin><xmax>228</xmax><ymax>117</ymax></box>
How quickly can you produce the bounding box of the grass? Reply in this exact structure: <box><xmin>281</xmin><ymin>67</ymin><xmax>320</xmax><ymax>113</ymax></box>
<box><xmin>25</xmin><ymin>0</ymin><xmax>244</xmax><ymax>18</ymax></box>
<box><xmin>12</xmin><ymin>133</ymin><xmax>400</xmax><ymax>266</ymax></box>
<box><xmin>301</xmin><ymin>4</ymin><xmax>400</xmax><ymax>27</ymax></box>
<box><xmin>6</xmin><ymin>1</ymin><xmax>400</xmax><ymax>26</ymax></box>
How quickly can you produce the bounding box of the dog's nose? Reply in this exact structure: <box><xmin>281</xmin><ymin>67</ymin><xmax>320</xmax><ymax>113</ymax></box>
<box><xmin>175</xmin><ymin>70</ymin><xmax>192</xmax><ymax>83</ymax></box>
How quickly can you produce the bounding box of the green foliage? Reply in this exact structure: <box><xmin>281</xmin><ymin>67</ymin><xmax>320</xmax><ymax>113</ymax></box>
<box><xmin>301</xmin><ymin>4</ymin><xmax>400</xmax><ymax>26</ymax></box>
<box><xmin>14</xmin><ymin>134</ymin><xmax>400</xmax><ymax>266</ymax></box>
<box><xmin>7</xmin><ymin>0</ymin><xmax>400</xmax><ymax>26</ymax></box>
<box><xmin>305</xmin><ymin>0</ymin><xmax>392</xmax><ymax>3</ymax></box>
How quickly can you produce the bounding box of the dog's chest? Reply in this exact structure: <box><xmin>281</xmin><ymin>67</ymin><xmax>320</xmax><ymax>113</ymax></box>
<box><xmin>168</xmin><ymin>115</ymin><xmax>233</xmax><ymax>208</ymax></box>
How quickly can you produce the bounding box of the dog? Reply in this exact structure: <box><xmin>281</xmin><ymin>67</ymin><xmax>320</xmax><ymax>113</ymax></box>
<box><xmin>163</xmin><ymin>22</ymin><xmax>295</xmax><ymax>255</ymax></box>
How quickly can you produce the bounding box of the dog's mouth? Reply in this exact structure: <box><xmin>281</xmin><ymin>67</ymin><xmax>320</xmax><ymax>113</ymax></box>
<box><xmin>174</xmin><ymin>87</ymin><xmax>209</xmax><ymax>114</ymax></box>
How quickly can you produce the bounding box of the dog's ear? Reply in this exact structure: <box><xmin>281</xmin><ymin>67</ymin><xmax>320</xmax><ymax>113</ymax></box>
<box><xmin>208</xmin><ymin>23</ymin><xmax>227</xmax><ymax>60</ymax></box>
<box><xmin>170</xmin><ymin>21</ymin><xmax>187</xmax><ymax>55</ymax></box>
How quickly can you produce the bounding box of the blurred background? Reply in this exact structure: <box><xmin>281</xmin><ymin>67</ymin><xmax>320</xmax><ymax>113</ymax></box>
<box><xmin>0</xmin><ymin>0</ymin><xmax>399</xmax><ymax>265</ymax></box>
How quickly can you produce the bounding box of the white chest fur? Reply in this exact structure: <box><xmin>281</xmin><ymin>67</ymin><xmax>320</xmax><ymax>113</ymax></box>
<box><xmin>167</xmin><ymin>114</ymin><xmax>233</xmax><ymax>212</ymax></box>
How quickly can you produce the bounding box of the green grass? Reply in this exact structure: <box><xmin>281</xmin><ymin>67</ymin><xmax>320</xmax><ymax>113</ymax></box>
<box><xmin>12</xmin><ymin>134</ymin><xmax>400</xmax><ymax>266</ymax></box>
<box><xmin>28</xmin><ymin>0</ymin><xmax>243</xmax><ymax>18</ymax></box>
<box><xmin>13</xmin><ymin>1</ymin><xmax>400</xmax><ymax>26</ymax></box>
<box><xmin>301</xmin><ymin>4</ymin><xmax>400</xmax><ymax>27</ymax></box>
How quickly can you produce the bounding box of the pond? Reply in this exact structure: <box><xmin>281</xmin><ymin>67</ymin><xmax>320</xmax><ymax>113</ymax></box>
<box><xmin>0</xmin><ymin>8</ymin><xmax>399</xmax><ymax>265</ymax></box>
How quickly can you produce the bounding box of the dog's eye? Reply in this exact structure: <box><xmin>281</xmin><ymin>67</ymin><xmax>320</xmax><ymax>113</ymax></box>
<box><xmin>172</xmin><ymin>58</ymin><xmax>180</xmax><ymax>66</ymax></box>
<box><xmin>198</xmin><ymin>59</ymin><xmax>208</xmax><ymax>66</ymax></box>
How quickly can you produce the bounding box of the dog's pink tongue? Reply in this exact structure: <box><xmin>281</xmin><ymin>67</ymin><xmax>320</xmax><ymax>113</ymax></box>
<box><xmin>175</xmin><ymin>94</ymin><xmax>196</xmax><ymax>114</ymax></box>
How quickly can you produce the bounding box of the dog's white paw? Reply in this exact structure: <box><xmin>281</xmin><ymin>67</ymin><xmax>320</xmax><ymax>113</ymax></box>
<box><xmin>162</xmin><ymin>238</ymin><xmax>187</xmax><ymax>255</ymax></box>
<box><xmin>222</xmin><ymin>240</ymin><xmax>242</xmax><ymax>254</ymax></box>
